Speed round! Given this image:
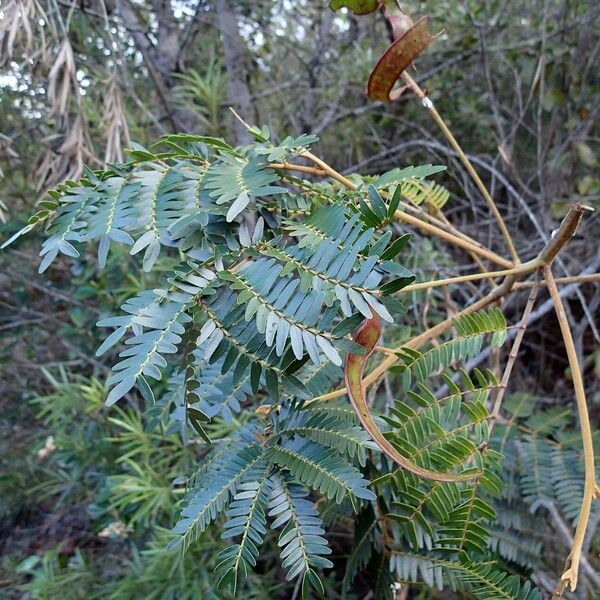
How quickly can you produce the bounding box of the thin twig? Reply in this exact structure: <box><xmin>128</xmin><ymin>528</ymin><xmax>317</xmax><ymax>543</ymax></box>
<box><xmin>402</xmin><ymin>259</ymin><xmax>541</xmax><ymax>293</ymax></box>
<box><xmin>401</xmin><ymin>72</ymin><xmax>520</xmax><ymax>265</ymax></box>
<box><xmin>514</xmin><ymin>272</ymin><xmax>600</xmax><ymax>289</ymax></box>
<box><xmin>489</xmin><ymin>276</ymin><xmax>540</xmax><ymax>433</ymax></box>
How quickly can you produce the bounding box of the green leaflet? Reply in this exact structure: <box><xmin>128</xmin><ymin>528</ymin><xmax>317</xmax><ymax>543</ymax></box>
<box><xmin>215</xmin><ymin>467</ymin><xmax>273</xmax><ymax>593</ymax></box>
<box><xmin>169</xmin><ymin>411</ymin><xmax>375</xmax><ymax>594</ymax></box>
<box><xmin>98</xmin><ymin>264</ymin><xmax>217</xmax><ymax>406</ymax></box>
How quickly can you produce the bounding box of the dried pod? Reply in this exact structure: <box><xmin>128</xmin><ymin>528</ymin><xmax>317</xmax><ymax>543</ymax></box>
<box><xmin>367</xmin><ymin>16</ymin><xmax>434</xmax><ymax>102</ymax></box>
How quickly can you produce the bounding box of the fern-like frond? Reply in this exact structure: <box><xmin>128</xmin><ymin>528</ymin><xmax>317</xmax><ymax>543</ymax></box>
<box><xmin>215</xmin><ymin>467</ymin><xmax>272</xmax><ymax>593</ymax></box>
<box><xmin>383</xmin><ymin>370</ymin><xmax>497</xmax><ymax>488</ymax></box>
<box><xmin>392</xmin><ymin>308</ymin><xmax>506</xmax><ymax>392</ymax></box>
<box><xmin>272</xmin><ymin>405</ymin><xmax>377</xmax><ymax>466</ymax></box>
<box><xmin>283</xmin><ymin>204</ymin><xmax>414</xmax><ymax>298</ymax></box>
<box><xmin>487</xmin><ymin>527</ymin><xmax>542</xmax><ymax>569</ymax></box>
<box><xmin>128</xmin><ymin>164</ymin><xmax>183</xmax><ymax>270</ymax></box>
<box><xmin>194</xmin><ymin>288</ymin><xmax>310</xmax><ymax>400</ymax></box>
<box><xmin>99</xmin><ymin>265</ymin><xmax>216</xmax><ymax>406</ymax></box>
<box><xmin>266</xmin><ymin>438</ymin><xmax>376</xmax><ymax>503</ymax></box>
<box><xmin>448</xmin><ymin>560</ymin><xmax>542</xmax><ymax>600</ymax></box>
<box><xmin>170</xmin><ymin>443</ymin><xmax>263</xmax><ymax>553</ymax></box>
<box><xmin>83</xmin><ymin>175</ymin><xmax>137</xmax><ymax>268</ymax></box>
<box><xmin>400</xmin><ymin>178</ymin><xmax>450</xmax><ymax>210</ymax></box>
<box><xmin>219</xmin><ymin>257</ymin><xmax>361</xmax><ymax>366</ymax></box>
<box><xmin>390</xmin><ymin>554</ymin><xmax>542</xmax><ymax>600</ymax></box>
<box><xmin>390</xmin><ymin>552</ymin><xmax>445</xmax><ymax>590</ymax></box>
<box><xmin>258</xmin><ymin>207</ymin><xmax>395</xmax><ymax>321</ymax></box>
<box><xmin>252</xmin><ymin>131</ymin><xmax>319</xmax><ymax>162</ymax></box>
<box><xmin>550</xmin><ymin>446</ymin><xmax>590</xmax><ymax>523</ymax></box>
<box><xmin>37</xmin><ymin>183</ymin><xmax>92</xmax><ymax>272</ymax></box>
<box><xmin>517</xmin><ymin>435</ymin><xmax>554</xmax><ymax>505</ymax></box>
<box><xmin>435</xmin><ymin>450</ymin><xmax>503</xmax><ymax>556</ymax></box>
<box><xmin>372</xmin><ymin>164</ymin><xmax>446</xmax><ymax>189</ymax></box>
<box><xmin>205</xmin><ymin>154</ymin><xmax>287</xmax><ymax>222</ymax></box>
<box><xmin>268</xmin><ymin>474</ymin><xmax>332</xmax><ymax>592</ymax></box>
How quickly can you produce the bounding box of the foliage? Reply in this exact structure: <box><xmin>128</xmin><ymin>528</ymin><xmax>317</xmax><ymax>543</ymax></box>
<box><xmin>1</xmin><ymin>1</ymin><xmax>599</xmax><ymax>599</ymax></box>
<box><xmin>4</xmin><ymin>122</ymin><xmax>573</xmax><ymax>600</ymax></box>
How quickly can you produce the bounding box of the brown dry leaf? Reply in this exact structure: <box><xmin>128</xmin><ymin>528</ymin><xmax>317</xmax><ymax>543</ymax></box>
<box><xmin>101</xmin><ymin>74</ymin><xmax>131</xmax><ymax>164</ymax></box>
<box><xmin>47</xmin><ymin>39</ymin><xmax>78</xmax><ymax>117</ymax></box>
<box><xmin>367</xmin><ymin>16</ymin><xmax>434</xmax><ymax>102</ymax></box>
<box><xmin>35</xmin><ymin>35</ymin><xmax>100</xmax><ymax>189</ymax></box>
<box><xmin>0</xmin><ymin>0</ymin><xmax>48</xmax><ymax>67</ymax></box>
<box><xmin>35</xmin><ymin>113</ymin><xmax>97</xmax><ymax>189</ymax></box>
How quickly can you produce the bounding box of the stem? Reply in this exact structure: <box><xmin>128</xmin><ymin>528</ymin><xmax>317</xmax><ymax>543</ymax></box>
<box><xmin>393</xmin><ymin>210</ymin><xmax>513</xmax><ymax>268</ymax></box>
<box><xmin>268</xmin><ymin>162</ymin><xmax>328</xmax><ymax>176</ymax></box>
<box><xmin>402</xmin><ymin>259</ymin><xmax>541</xmax><ymax>293</ymax></box>
<box><xmin>489</xmin><ymin>277</ymin><xmax>540</xmax><ymax>435</ymax></box>
<box><xmin>401</xmin><ymin>72</ymin><xmax>520</xmax><ymax>265</ymax></box>
<box><xmin>301</xmin><ymin>149</ymin><xmax>358</xmax><ymax>189</ymax></box>
<box><xmin>546</xmin><ymin>265</ymin><xmax>597</xmax><ymax>596</ymax></box>
<box><xmin>514</xmin><ymin>273</ymin><xmax>600</xmax><ymax>289</ymax></box>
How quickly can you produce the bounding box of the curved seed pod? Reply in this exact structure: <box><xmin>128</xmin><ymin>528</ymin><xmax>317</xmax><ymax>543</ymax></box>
<box><xmin>367</xmin><ymin>16</ymin><xmax>435</xmax><ymax>103</ymax></box>
<box><xmin>344</xmin><ymin>314</ymin><xmax>479</xmax><ymax>483</ymax></box>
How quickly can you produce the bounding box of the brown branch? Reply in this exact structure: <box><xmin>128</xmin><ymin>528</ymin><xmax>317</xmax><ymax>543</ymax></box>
<box><xmin>546</xmin><ymin>264</ymin><xmax>598</xmax><ymax>596</ymax></box>
<box><xmin>489</xmin><ymin>276</ymin><xmax>540</xmax><ymax>433</ymax></box>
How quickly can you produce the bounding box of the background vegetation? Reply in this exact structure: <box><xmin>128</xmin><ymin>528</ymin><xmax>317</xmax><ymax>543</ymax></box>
<box><xmin>0</xmin><ymin>1</ymin><xmax>599</xmax><ymax>598</ymax></box>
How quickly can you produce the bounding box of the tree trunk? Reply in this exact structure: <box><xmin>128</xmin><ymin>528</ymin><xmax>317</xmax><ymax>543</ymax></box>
<box><xmin>110</xmin><ymin>0</ymin><xmax>197</xmax><ymax>132</ymax></box>
<box><xmin>215</xmin><ymin>0</ymin><xmax>255</xmax><ymax>144</ymax></box>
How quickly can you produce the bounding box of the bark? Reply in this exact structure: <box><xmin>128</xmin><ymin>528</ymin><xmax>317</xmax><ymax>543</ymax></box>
<box><xmin>300</xmin><ymin>8</ymin><xmax>333</xmax><ymax>133</ymax></box>
<box><xmin>215</xmin><ymin>0</ymin><xmax>255</xmax><ymax>144</ymax></box>
<box><xmin>109</xmin><ymin>0</ymin><xmax>198</xmax><ymax>132</ymax></box>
